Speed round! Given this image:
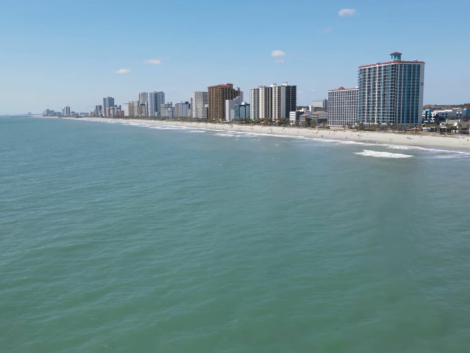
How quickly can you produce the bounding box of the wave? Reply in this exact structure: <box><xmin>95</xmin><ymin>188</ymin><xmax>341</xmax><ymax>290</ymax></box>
<box><xmin>70</xmin><ymin>119</ymin><xmax>470</xmax><ymax>156</ymax></box>
<box><xmin>214</xmin><ymin>133</ymin><xmax>237</xmax><ymax>137</ymax></box>
<box><xmin>355</xmin><ymin>150</ymin><xmax>413</xmax><ymax>159</ymax></box>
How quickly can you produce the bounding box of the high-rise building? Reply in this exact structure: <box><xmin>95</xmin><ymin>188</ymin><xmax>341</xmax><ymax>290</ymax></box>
<box><xmin>236</xmin><ymin>102</ymin><xmax>250</xmax><ymax>119</ymax></box>
<box><xmin>62</xmin><ymin>106</ymin><xmax>71</xmax><ymax>116</ymax></box>
<box><xmin>311</xmin><ymin>99</ymin><xmax>328</xmax><ymax>109</ymax></box>
<box><xmin>272</xmin><ymin>82</ymin><xmax>297</xmax><ymax>120</ymax></box>
<box><xmin>250</xmin><ymin>83</ymin><xmax>296</xmax><ymax>120</ymax></box>
<box><xmin>208</xmin><ymin>83</ymin><xmax>242</xmax><ymax>122</ymax></box>
<box><xmin>103</xmin><ymin>97</ymin><xmax>115</xmax><ymax>117</ymax></box>
<box><xmin>124</xmin><ymin>102</ymin><xmax>131</xmax><ymax>117</ymax></box>
<box><xmin>160</xmin><ymin>103</ymin><xmax>174</xmax><ymax>118</ymax></box>
<box><xmin>259</xmin><ymin>85</ymin><xmax>273</xmax><ymax>119</ymax></box>
<box><xmin>139</xmin><ymin>92</ymin><xmax>149</xmax><ymax>105</ymax></box>
<box><xmin>358</xmin><ymin>52</ymin><xmax>425</xmax><ymax>125</ymax></box>
<box><xmin>124</xmin><ymin>101</ymin><xmax>141</xmax><ymax>117</ymax></box>
<box><xmin>138</xmin><ymin>92</ymin><xmax>149</xmax><ymax>116</ymax></box>
<box><xmin>175</xmin><ymin>102</ymin><xmax>191</xmax><ymax>117</ymax></box>
<box><xmin>107</xmin><ymin>105</ymin><xmax>123</xmax><ymax>118</ymax></box>
<box><xmin>327</xmin><ymin>87</ymin><xmax>359</xmax><ymax>126</ymax></box>
<box><xmin>191</xmin><ymin>92</ymin><xmax>208</xmax><ymax>119</ymax></box>
<box><xmin>148</xmin><ymin>91</ymin><xmax>165</xmax><ymax>116</ymax></box>
<box><xmin>94</xmin><ymin>105</ymin><xmax>103</xmax><ymax>117</ymax></box>
<box><xmin>225</xmin><ymin>96</ymin><xmax>244</xmax><ymax>121</ymax></box>
<box><xmin>249</xmin><ymin>89</ymin><xmax>260</xmax><ymax>120</ymax></box>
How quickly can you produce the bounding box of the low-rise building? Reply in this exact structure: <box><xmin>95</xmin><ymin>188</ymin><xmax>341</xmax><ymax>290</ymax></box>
<box><xmin>289</xmin><ymin>111</ymin><xmax>302</xmax><ymax>123</ymax></box>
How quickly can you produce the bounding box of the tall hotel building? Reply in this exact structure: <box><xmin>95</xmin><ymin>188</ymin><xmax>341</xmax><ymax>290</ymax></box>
<box><xmin>327</xmin><ymin>87</ymin><xmax>358</xmax><ymax>126</ymax></box>
<box><xmin>103</xmin><ymin>97</ymin><xmax>115</xmax><ymax>117</ymax></box>
<box><xmin>191</xmin><ymin>92</ymin><xmax>208</xmax><ymax>119</ymax></box>
<box><xmin>208</xmin><ymin>83</ymin><xmax>241</xmax><ymax>122</ymax></box>
<box><xmin>250</xmin><ymin>83</ymin><xmax>296</xmax><ymax>120</ymax></box>
<box><xmin>148</xmin><ymin>91</ymin><xmax>165</xmax><ymax>116</ymax></box>
<box><xmin>250</xmin><ymin>89</ymin><xmax>260</xmax><ymax>120</ymax></box>
<box><xmin>272</xmin><ymin>83</ymin><xmax>296</xmax><ymax>120</ymax></box>
<box><xmin>358</xmin><ymin>52</ymin><xmax>425</xmax><ymax>125</ymax></box>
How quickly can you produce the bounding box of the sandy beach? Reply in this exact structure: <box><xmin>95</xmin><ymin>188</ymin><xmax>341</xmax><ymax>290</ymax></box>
<box><xmin>74</xmin><ymin>117</ymin><xmax>470</xmax><ymax>151</ymax></box>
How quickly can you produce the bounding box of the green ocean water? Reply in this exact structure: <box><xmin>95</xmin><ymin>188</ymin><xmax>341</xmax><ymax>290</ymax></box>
<box><xmin>1</xmin><ymin>116</ymin><xmax>470</xmax><ymax>353</ymax></box>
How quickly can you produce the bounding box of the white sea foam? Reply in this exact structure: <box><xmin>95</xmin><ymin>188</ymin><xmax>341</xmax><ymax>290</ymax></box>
<box><xmin>214</xmin><ymin>133</ymin><xmax>237</xmax><ymax>137</ymax></box>
<box><xmin>355</xmin><ymin>150</ymin><xmax>413</xmax><ymax>159</ymax></box>
<box><xmin>188</xmin><ymin>130</ymin><xmax>205</xmax><ymax>133</ymax></box>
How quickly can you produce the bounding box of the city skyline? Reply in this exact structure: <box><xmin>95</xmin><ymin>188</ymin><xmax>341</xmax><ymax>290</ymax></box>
<box><xmin>1</xmin><ymin>0</ymin><xmax>470</xmax><ymax>114</ymax></box>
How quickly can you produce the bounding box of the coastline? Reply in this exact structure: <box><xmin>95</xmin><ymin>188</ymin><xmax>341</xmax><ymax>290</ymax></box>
<box><xmin>72</xmin><ymin>117</ymin><xmax>470</xmax><ymax>151</ymax></box>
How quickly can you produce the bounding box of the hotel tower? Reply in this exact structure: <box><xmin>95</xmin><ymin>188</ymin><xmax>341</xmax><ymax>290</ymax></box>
<box><xmin>357</xmin><ymin>52</ymin><xmax>425</xmax><ymax>125</ymax></box>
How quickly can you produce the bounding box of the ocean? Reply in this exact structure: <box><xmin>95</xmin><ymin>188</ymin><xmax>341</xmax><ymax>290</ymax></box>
<box><xmin>1</xmin><ymin>116</ymin><xmax>470</xmax><ymax>353</ymax></box>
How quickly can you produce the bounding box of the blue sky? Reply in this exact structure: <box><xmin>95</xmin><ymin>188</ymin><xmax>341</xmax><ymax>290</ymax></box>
<box><xmin>1</xmin><ymin>0</ymin><xmax>469</xmax><ymax>114</ymax></box>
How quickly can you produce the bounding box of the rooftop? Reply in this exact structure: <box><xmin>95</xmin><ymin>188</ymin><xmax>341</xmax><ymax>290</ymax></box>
<box><xmin>328</xmin><ymin>87</ymin><xmax>358</xmax><ymax>91</ymax></box>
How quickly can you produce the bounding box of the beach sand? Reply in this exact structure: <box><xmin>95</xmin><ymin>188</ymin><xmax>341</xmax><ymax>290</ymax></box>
<box><xmin>76</xmin><ymin>118</ymin><xmax>470</xmax><ymax>151</ymax></box>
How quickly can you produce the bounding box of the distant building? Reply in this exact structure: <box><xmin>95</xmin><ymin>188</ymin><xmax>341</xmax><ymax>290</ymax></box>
<box><xmin>94</xmin><ymin>105</ymin><xmax>103</xmax><ymax>117</ymax></box>
<box><xmin>191</xmin><ymin>92</ymin><xmax>208</xmax><ymax>119</ymax></box>
<box><xmin>249</xmin><ymin>89</ymin><xmax>260</xmax><ymax>120</ymax></box>
<box><xmin>310</xmin><ymin>111</ymin><xmax>328</xmax><ymax>124</ymax></box>
<box><xmin>358</xmin><ymin>52</ymin><xmax>425</xmax><ymax>125</ymax></box>
<box><xmin>236</xmin><ymin>102</ymin><xmax>250</xmax><ymax>119</ymax></box>
<box><xmin>225</xmin><ymin>96</ymin><xmax>244</xmax><ymax>121</ymax></box>
<box><xmin>273</xmin><ymin>83</ymin><xmax>297</xmax><ymax>120</ymax></box>
<box><xmin>62</xmin><ymin>106</ymin><xmax>71</xmax><ymax>116</ymax></box>
<box><xmin>124</xmin><ymin>102</ymin><xmax>131</xmax><ymax>117</ymax></box>
<box><xmin>311</xmin><ymin>99</ymin><xmax>328</xmax><ymax>109</ymax></box>
<box><xmin>103</xmin><ymin>97</ymin><xmax>115</xmax><ymax>117</ymax></box>
<box><xmin>424</xmin><ymin>108</ymin><xmax>470</xmax><ymax>123</ymax></box>
<box><xmin>148</xmin><ymin>91</ymin><xmax>165</xmax><ymax>117</ymax></box>
<box><xmin>124</xmin><ymin>101</ymin><xmax>141</xmax><ymax>117</ymax></box>
<box><xmin>160</xmin><ymin>103</ymin><xmax>175</xmax><ymax>118</ymax></box>
<box><xmin>175</xmin><ymin>102</ymin><xmax>191</xmax><ymax>117</ymax></box>
<box><xmin>259</xmin><ymin>86</ymin><xmax>273</xmax><ymax>119</ymax></box>
<box><xmin>289</xmin><ymin>111</ymin><xmax>302</xmax><ymax>123</ymax></box>
<box><xmin>106</xmin><ymin>105</ymin><xmax>122</xmax><ymax>117</ymax></box>
<box><xmin>250</xmin><ymin>83</ymin><xmax>296</xmax><ymax>120</ymax></box>
<box><xmin>208</xmin><ymin>83</ymin><xmax>242</xmax><ymax>122</ymax></box>
<box><xmin>327</xmin><ymin>87</ymin><xmax>358</xmax><ymax>126</ymax></box>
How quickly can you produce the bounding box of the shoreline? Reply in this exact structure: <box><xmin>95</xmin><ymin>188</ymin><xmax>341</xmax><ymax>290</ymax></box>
<box><xmin>70</xmin><ymin>117</ymin><xmax>470</xmax><ymax>151</ymax></box>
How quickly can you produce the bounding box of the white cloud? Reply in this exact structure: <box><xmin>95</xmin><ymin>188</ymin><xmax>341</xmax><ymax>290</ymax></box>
<box><xmin>114</xmin><ymin>68</ymin><xmax>130</xmax><ymax>74</ymax></box>
<box><xmin>338</xmin><ymin>8</ymin><xmax>356</xmax><ymax>17</ymax></box>
<box><xmin>144</xmin><ymin>59</ymin><xmax>162</xmax><ymax>65</ymax></box>
<box><xmin>323</xmin><ymin>28</ymin><xmax>333</xmax><ymax>33</ymax></box>
<box><xmin>271</xmin><ymin>50</ymin><xmax>286</xmax><ymax>57</ymax></box>
<box><xmin>274</xmin><ymin>59</ymin><xmax>284</xmax><ymax>64</ymax></box>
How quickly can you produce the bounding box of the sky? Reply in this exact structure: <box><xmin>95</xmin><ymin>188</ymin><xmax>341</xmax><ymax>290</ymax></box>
<box><xmin>1</xmin><ymin>0</ymin><xmax>469</xmax><ymax>114</ymax></box>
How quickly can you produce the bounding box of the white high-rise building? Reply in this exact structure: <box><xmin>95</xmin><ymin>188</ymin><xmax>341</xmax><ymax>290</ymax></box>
<box><xmin>358</xmin><ymin>52</ymin><xmax>425</xmax><ymax>125</ymax></box>
<box><xmin>225</xmin><ymin>95</ymin><xmax>244</xmax><ymax>121</ymax></box>
<box><xmin>327</xmin><ymin>87</ymin><xmax>358</xmax><ymax>126</ymax></box>
<box><xmin>250</xmin><ymin>83</ymin><xmax>296</xmax><ymax>120</ymax></box>
<box><xmin>175</xmin><ymin>102</ymin><xmax>191</xmax><ymax>117</ymax></box>
<box><xmin>138</xmin><ymin>92</ymin><xmax>149</xmax><ymax>116</ymax></box>
<box><xmin>259</xmin><ymin>86</ymin><xmax>273</xmax><ymax>119</ymax></box>
<box><xmin>148</xmin><ymin>91</ymin><xmax>165</xmax><ymax>117</ymax></box>
<box><xmin>250</xmin><ymin>88</ymin><xmax>260</xmax><ymax>120</ymax></box>
<box><xmin>191</xmin><ymin>92</ymin><xmax>208</xmax><ymax>119</ymax></box>
<box><xmin>272</xmin><ymin>82</ymin><xmax>297</xmax><ymax>120</ymax></box>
